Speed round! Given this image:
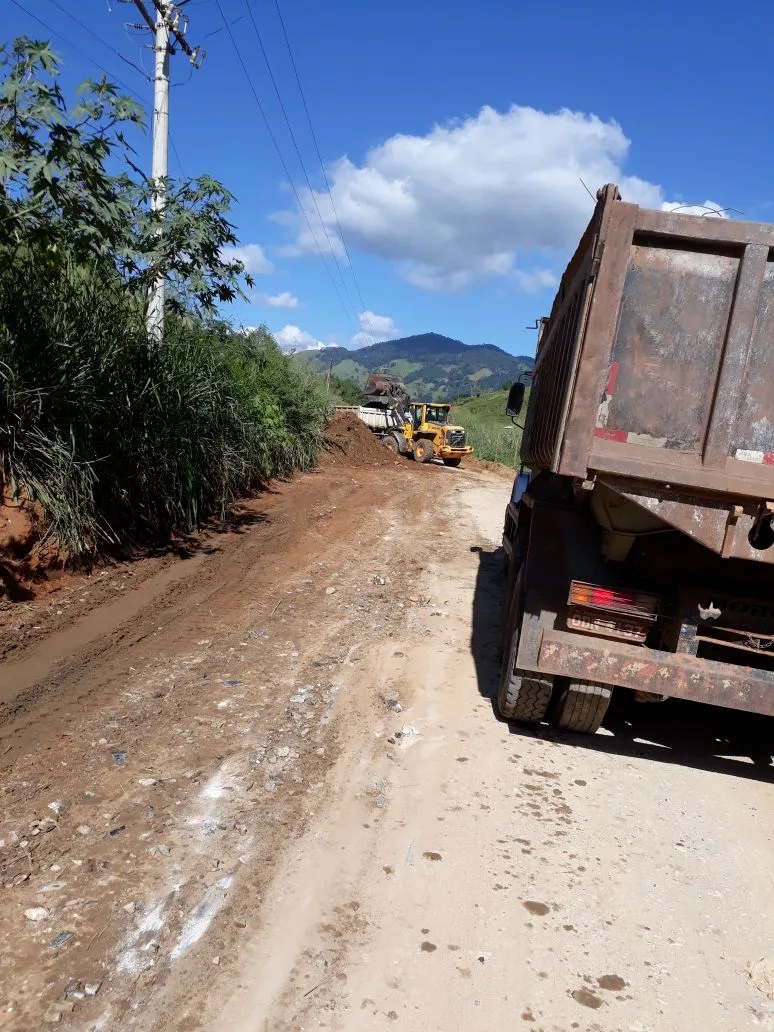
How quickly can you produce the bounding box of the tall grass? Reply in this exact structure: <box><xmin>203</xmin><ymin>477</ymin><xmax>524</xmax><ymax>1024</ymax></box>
<box><xmin>0</xmin><ymin>252</ymin><xmax>328</xmax><ymax>556</ymax></box>
<box><xmin>451</xmin><ymin>390</ymin><xmax>525</xmax><ymax>468</ymax></box>
<box><xmin>464</xmin><ymin>425</ymin><xmax>523</xmax><ymax>468</ymax></box>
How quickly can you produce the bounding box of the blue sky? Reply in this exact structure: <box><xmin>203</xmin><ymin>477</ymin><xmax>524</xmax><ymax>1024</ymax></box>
<box><xmin>6</xmin><ymin>0</ymin><xmax>774</xmax><ymax>357</ymax></box>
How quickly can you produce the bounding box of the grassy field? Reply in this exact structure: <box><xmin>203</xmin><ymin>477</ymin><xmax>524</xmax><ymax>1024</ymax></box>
<box><xmin>450</xmin><ymin>390</ymin><xmax>526</xmax><ymax>468</ymax></box>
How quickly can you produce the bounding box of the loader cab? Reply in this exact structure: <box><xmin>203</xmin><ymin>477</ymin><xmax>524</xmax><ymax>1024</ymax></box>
<box><xmin>411</xmin><ymin>403</ymin><xmax>450</xmax><ymax>428</ymax></box>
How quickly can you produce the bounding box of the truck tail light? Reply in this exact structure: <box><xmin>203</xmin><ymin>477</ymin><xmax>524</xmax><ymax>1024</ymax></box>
<box><xmin>567</xmin><ymin>580</ymin><xmax>660</xmax><ymax>643</ymax></box>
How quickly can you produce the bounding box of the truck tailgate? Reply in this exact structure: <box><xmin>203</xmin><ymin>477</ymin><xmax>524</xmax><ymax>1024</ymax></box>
<box><xmin>525</xmin><ymin>188</ymin><xmax>774</xmax><ymax>500</ymax></box>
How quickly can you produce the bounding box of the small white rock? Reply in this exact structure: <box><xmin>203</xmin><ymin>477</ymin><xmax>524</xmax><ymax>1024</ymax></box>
<box><xmin>25</xmin><ymin>907</ymin><xmax>48</xmax><ymax>922</ymax></box>
<box><xmin>76</xmin><ymin>825</ymin><xmax>91</xmax><ymax>836</ymax></box>
<box><xmin>325</xmin><ymin>587</ymin><xmax>337</xmax><ymax>595</ymax></box>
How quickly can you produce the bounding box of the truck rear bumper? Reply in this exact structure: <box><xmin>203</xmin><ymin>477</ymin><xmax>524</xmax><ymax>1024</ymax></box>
<box><xmin>536</xmin><ymin>628</ymin><xmax>774</xmax><ymax>717</ymax></box>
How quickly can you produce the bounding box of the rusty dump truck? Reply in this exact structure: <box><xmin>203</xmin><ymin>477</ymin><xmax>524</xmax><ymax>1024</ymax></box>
<box><xmin>499</xmin><ymin>183</ymin><xmax>774</xmax><ymax>733</ymax></box>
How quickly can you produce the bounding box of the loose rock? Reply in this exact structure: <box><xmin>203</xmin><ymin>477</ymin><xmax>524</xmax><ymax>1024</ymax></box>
<box><xmin>50</xmin><ymin>931</ymin><xmax>74</xmax><ymax>950</ymax></box>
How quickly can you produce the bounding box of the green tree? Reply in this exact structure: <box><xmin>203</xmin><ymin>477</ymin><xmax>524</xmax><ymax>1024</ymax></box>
<box><xmin>0</xmin><ymin>37</ymin><xmax>251</xmax><ymax>315</ymax></box>
<box><xmin>329</xmin><ymin>375</ymin><xmax>361</xmax><ymax>404</ymax></box>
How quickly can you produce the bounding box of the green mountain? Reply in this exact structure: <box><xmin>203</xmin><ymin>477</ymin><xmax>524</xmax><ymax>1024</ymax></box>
<box><xmin>294</xmin><ymin>333</ymin><xmax>533</xmax><ymax>401</ymax></box>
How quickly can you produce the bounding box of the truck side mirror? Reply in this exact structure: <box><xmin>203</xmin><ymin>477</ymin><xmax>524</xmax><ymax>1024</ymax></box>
<box><xmin>506</xmin><ymin>382</ymin><xmax>525</xmax><ymax>417</ymax></box>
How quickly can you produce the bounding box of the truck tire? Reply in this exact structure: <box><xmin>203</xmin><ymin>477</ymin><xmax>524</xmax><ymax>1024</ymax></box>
<box><xmin>498</xmin><ymin>671</ymin><xmax>554</xmax><ymax>725</ymax></box>
<box><xmin>382</xmin><ymin>434</ymin><xmax>400</xmax><ymax>454</ymax></box>
<box><xmin>414</xmin><ymin>438</ymin><xmax>434</xmax><ymax>463</ymax></box>
<box><xmin>443</xmin><ymin>457</ymin><xmax>462</xmax><ymax>467</ymax></box>
<box><xmin>497</xmin><ymin>572</ymin><xmax>553</xmax><ymax>724</ymax></box>
<box><xmin>552</xmin><ymin>679</ymin><xmax>612</xmax><ymax>734</ymax></box>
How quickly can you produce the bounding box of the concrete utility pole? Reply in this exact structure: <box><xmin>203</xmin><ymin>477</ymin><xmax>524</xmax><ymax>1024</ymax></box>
<box><xmin>147</xmin><ymin>4</ymin><xmax>170</xmax><ymax>342</ymax></box>
<box><xmin>127</xmin><ymin>0</ymin><xmax>203</xmax><ymax>341</ymax></box>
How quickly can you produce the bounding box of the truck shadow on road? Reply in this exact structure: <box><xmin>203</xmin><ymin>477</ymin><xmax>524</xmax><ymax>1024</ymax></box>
<box><xmin>471</xmin><ymin>545</ymin><xmax>774</xmax><ymax>783</ymax></box>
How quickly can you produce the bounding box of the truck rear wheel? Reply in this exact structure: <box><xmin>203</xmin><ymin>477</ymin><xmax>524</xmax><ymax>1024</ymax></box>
<box><xmin>497</xmin><ymin>572</ymin><xmax>553</xmax><ymax>724</ymax></box>
<box><xmin>552</xmin><ymin>679</ymin><xmax>612</xmax><ymax>734</ymax></box>
<box><xmin>443</xmin><ymin>457</ymin><xmax>462</xmax><ymax>467</ymax></box>
<box><xmin>414</xmin><ymin>438</ymin><xmax>434</xmax><ymax>463</ymax></box>
<box><xmin>382</xmin><ymin>434</ymin><xmax>400</xmax><ymax>454</ymax></box>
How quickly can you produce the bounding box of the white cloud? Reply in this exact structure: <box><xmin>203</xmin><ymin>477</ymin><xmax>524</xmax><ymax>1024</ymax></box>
<box><xmin>221</xmin><ymin>243</ymin><xmax>274</xmax><ymax>275</ymax></box>
<box><xmin>256</xmin><ymin>291</ymin><xmax>300</xmax><ymax>309</ymax></box>
<box><xmin>360</xmin><ymin>310</ymin><xmax>397</xmax><ymax>335</ymax></box>
<box><xmin>349</xmin><ymin>310</ymin><xmax>400</xmax><ymax>349</ymax></box>
<box><xmin>277</xmin><ymin>105</ymin><xmax>725</xmax><ymax>293</ymax></box>
<box><xmin>274</xmin><ymin>324</ymin><xmax>330</xmax><ymax>352</ymax></box>
<box><xmin>660</xmin><ymin>200</ymin><xmax>728</xmax><ymax>218</ymax></box>
<box><xmin>513</xmin><ymin>267</ymin><xmax>560</xmax><ymax>293</ymax></box>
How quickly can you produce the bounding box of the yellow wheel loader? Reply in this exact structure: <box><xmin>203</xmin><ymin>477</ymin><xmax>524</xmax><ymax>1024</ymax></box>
<box><xmin>406</xmin><ymin>402</ymin><xmax>472</xmax><ymax>466</ymax></box>
<box><xmin>354</xmin><ymin>373</ymin><xmax>472</xmax><ymax>466</ymax></box>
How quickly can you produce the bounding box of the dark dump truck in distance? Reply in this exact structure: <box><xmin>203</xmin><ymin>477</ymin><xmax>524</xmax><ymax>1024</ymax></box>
<box><xmin>499</xmin><ymin>183</ymin><xmax>774</xmax><ymax>733</ymax></box>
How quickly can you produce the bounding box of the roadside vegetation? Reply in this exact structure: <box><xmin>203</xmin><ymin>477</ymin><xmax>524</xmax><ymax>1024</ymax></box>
<box><xmin>325</xmin><ymin>375</ymin><xmax>362</xmax><ymax>406</ymax></box>
<box><xmin>451</xmin><ymin>389</ymin><xmax>526</xmax><ymax>468</ymax></box>
<box><xmin>0</xmin><ymin>39</ymin><xmax>328</xmax><ymax>558</ymax></box>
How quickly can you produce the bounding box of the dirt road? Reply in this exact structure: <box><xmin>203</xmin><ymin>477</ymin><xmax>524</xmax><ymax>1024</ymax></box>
<box><xmin>2</xmin><ymin>439</ymin><xmax>774</xmax><ymax>1032</ymax></box>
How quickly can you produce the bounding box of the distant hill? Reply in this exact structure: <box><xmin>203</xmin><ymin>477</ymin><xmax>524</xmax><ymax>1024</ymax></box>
<box><xmin>294</xmin><ymin>333</ymin><xmax>533</xmax><ymax>401</ymax></box>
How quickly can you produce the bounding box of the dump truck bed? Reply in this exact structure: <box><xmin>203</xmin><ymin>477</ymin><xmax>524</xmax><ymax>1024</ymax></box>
<box><xmin>523</xmin><ymin>184</ymin><xmax>774</xmax><ymax>502</ymax></box>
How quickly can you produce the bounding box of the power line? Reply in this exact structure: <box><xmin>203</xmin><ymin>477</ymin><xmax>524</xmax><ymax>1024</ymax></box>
<box><xmin>271</xmin><ymin>0</ymin><xmax>375</xmax><ymax>340</ymax></box>
<box><xmin>243</xmin><ymin>0</ymin><xmax>359</xmax><ymax>322</ymax></box>
<box><xmin>213</xmin><ymin>0</ymin><xmax>359</xmax><ymax>332</ymax></box>
<box><xmin>9</xmin><ymin>0</ymin><xmax>146</xmax><ymax>103</ymax></box>
<box><xmin>7</xmin><ymin>0</ymin><xmax>186</xmax><ymax>176</ymax></box>
<box><xmin>44</xmin><ymin>0</ymin><xmax>149</xmax><ymax>82</ymax></box>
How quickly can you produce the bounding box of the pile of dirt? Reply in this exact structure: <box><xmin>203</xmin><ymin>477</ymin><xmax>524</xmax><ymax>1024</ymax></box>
<box><xmin>319</xmin><ymin>411</ymin><xmax>399</xmax><ymax>468</ymax></box>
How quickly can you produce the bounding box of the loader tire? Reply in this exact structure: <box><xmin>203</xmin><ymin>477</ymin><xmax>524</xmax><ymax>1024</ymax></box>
<box><xmin>443</xmin><ymin>457</ymin><xmax>462</xmax><ymax>467</ymax></box>
<box><xmin>497</xmin><ymin>571</ymin><xmax>553</xmax><ymax>725</ymax></box>
<box><xmin>414</xmin><ymin>438</ymin><xmax>434</xmax><ymax>463</ymax></box>
<box><xmin>551</xmin><ymin>679</ymin><xmax>612</xmax><ymax>734</ymax></box>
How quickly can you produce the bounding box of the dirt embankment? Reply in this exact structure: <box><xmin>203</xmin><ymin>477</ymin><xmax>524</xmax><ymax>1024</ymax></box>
<box><xmin>0</xmin><ymin>414</ymin><xmax>407</xmax><ymax>657</ymax></box>
<box><xmin>0</xmin><ymin>413</ymin><xmax>396</xmax><ymax>606</ymax></box>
